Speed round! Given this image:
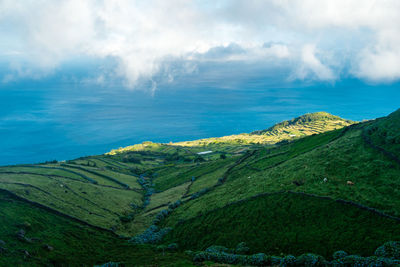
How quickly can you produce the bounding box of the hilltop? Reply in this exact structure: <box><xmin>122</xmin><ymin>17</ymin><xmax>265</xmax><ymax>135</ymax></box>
<box><xmin>1</xmin><ymin>110</ymin><xmax>400</xmax><ymax>266</ymax></box>
<box><xmin>109</xmin><ymin>112</ymin><xmax>355</xmax><ymax>154</ymax></box>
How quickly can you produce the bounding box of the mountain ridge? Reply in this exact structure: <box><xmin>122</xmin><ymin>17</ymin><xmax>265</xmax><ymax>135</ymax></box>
<box><xmin>108</xmin><ymin>111</ymin><xmax>355</xmax><ymax>155</ymax></box>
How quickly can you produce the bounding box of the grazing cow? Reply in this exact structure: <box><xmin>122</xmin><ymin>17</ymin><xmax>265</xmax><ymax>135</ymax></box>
<box><xmin>347</xmin><ymin>181</ymin><xmax>355</xmax><ymax>186</ymax></box>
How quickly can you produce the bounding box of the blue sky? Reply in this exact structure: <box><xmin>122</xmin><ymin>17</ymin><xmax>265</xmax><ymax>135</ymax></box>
<box><xmin>1</xmin><ymin>0</ymin><xmax>400</xmax><ymax>89</ymax></box>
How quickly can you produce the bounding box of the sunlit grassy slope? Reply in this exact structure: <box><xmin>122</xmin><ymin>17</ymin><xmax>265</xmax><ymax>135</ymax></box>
<box><xmin>108</xmin><ymin>112</ymin><xmax>354</xmax><ymax>152</ymax></box>
<box><xmin>2</xmin><ymin>110</ymin><xmax>400</xmax><ymax>265</ymax></box>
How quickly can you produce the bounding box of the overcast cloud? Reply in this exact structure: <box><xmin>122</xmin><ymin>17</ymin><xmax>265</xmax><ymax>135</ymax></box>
<box><xmin>1</xmin><ymin>0</ymin><xmax>400</xmax><ymax>87</ymax></box>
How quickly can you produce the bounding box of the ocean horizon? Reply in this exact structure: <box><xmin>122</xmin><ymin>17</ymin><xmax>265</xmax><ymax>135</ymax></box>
<box><xmin>1</xmin><ymin>70</ymin><xmax>399</xmax><ymax>166</ymax></box>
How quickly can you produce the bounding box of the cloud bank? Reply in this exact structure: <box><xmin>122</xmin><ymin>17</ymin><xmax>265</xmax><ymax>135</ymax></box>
<box><xmin>1</xmin><ymin>0</ymin><xmax>400</xmax><ymax>87</ymax></box>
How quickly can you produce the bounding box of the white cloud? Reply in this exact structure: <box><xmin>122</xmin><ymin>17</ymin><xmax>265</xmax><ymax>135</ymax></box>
<box><xmin>1</xmin><ymin>0</ymin><xmax>400</xmax><ymax>86</ymax></box>
<box><xmin>296</xmin><ymin>44</ymin><xmax>334</xmax><ymax>81</ymax></box>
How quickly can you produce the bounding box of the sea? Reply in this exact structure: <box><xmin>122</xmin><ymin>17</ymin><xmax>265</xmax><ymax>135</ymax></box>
<box><xmin>1</xmin><ymin>62</ymin><xmax>399</xmax><ymax>166</ymax></box>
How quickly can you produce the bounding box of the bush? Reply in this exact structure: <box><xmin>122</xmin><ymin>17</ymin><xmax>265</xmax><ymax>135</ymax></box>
<box><xmin>296</xmin><ymin>253</ymin><xmax>326</xmax><ymax>266</ymax></box>
<box><xmin>247</xmin><ymin>253</ymin><xmax>270</xmax><ymax>266</ymax></box>
<box><xmin>193</xmin><ymin>251</ymin><xmax>207</xmax><ymax>262</ymax></box>
<box><xmin>190</xmin><ymin>188</ymin><xmax>209</xmax><ymax>200</ymax></box>
<box><xmin>119</xmin><ymin>214</ymin><xmax>134</xmax><ymax>223</ymax></box>
<box><xmin>168</xmin><ymin>200</ymin><xmax>182</xmax><ymax>210</ymax></box>
<box><xmin>95</xmin><ymin>262</ymin><xmax>120</xmax><ymax>267</ymax></box>
<box><xmin>205</xmin><ymin>245</ymin><xmax>233</xmax><ymax>254</ymax></box>
<box><xmin>333</xmin><ymin>250</ymin><xmax>348</xmax><ymax>260</ymax></box>
<box><xmin>375</xmin><ymin>241</ymin><xmax>400</xmax><ymax>259</ymax></box>
<box><xmin>235</xmin><ymin>242</ymin><xmax>250</xmax><ymax>255</ymax></box>
<box><xmin>339</xmin><ymin>255</ymin><xmax>366</xmax><ymax>266</ymax></box>
<box><xmin>129</xmin><ymin>225</ymin><xmax>171</xmax><ymax>244</ymax></box>
<box><xmin>167</xmin><ymin>243</ymin><xmax>178</xmax><ymax>251</ymax></box>
<box><xmin>280</xmin><ymin>255</ymin><xmax>296</xmax><ymax>266</ymax></box>
<box><xmin>270</xmin><ymin>256</ymin><xmax>282</xmax><ymax>265</ymax></box>
<box><xmin>184</xmin><ymin>250</ymin><xmax>194</xmax><ymax>257</ymax></box>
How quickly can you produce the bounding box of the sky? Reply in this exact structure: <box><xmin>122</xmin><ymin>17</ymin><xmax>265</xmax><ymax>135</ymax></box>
<box><xmin>1</xmin><ymin>0</ymin><xmax>400</xmax><ymax>89</ymax></box>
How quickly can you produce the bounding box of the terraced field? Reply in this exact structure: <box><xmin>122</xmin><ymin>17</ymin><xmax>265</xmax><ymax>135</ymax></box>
<box><xmin>171</xmin><ymin>112</ymin><xmax>354</xmax><ymax>147</ymax></box>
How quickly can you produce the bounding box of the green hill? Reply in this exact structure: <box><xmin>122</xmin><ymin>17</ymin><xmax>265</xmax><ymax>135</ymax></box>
<box><xmin>252</xmin><ymin>111</ymin><xmax>354</xmax><ymax>134</ymax></box>
<box><xmin>1</xmin><ymin>110</ymin><xmax>400</xmax><ymax>266</ymax></box>
<box><xmin>108</xmin><ymin>112</ymin><xmax>355</xmax><ymax>152</ymax></box>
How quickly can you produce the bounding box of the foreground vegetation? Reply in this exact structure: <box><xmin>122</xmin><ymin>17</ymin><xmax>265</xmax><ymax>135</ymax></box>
<box><xmin>1</xmin><ymin>110</ymin><xmax>400</xmax><ymax>265</ymax></box>
<box><xmin>0</xmin><ymin>190</ymin><xmax>192</xmax><ymax>266</ymax></box>
<box><xmin>164</xmin><ymin>192</ymin><xmax>400</xmax><ymax>257</ymax></box>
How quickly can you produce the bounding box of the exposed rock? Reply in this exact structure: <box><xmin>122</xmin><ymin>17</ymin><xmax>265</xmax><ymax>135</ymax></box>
<box><xmin>16</xmin><ymin>229</ymin><xmax>26</xmax><ymax>240</ymax></box>
<box><xmin>21</xmin><ymin>250</ymin><xmax>30</xmax><ymax>258</ymax></box>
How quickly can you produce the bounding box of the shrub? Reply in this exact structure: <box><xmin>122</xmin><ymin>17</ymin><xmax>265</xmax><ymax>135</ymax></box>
<box><xmin>375</xmin><ymin>241</ymin><xmax>400</xmax><ymax>259</ymax></box>
<box><xmin>270</xmin><ymin>256</ymin><xmax>282</xmax><ymax>265</ymax></box>
<box><xmin>333</xmin><ymin>250</ymin><xmax>348</xmax><ymax>260</ymax></box>
<box><xmin>280</xmin><ymin>255</ymin><xmax>296</xmax><ymax>266</ymax></box>
<box><xmin>205</xmin><ymin>245</ymin><xmax>233</xmax><ymax>254</ymax></box>
<box><xmin>296</xmin><ymin>253</ymin><xmax>326</xmax><ymax>266</ymax></box>
<box><xmin>246</xmin><ymin>253</ymin><xmax>270</xmax><ymax>266</ymax></box>
<box><xmin>167</xmin><ymin>243</ymin><xmax>178</xmax><ymax>251</ymax></box>
<box><xmin>129</xmin><ymin>225</ymin><xmax>171</xmax><ymax>244</ymax></box>
<box><xmin>340</xmin><ymin>255</ymin><xmax>367</xmax><ymax>266</ymax></box>
<box><xmin>235</xmin><ymin>242</ymin><xmax>250</xmax><ymax>255</ymax></box>
<box><xmin>95</xmin><ymin>262</ymin><xmax>120</xmax><ymax>267</ymax></box>
<box><xmin>153</xmin><ymin>209</ymin><xmax>171</xmax><ymax>224</ymax></box>
<box><xmin>184</xmin><ymin>250</ymin><xmax>194</xmax><ymax>257</ymax></box>
<box><xmin>119</xmin><ymin>214</ymin><xmax>134</xmax><ymax>223</ymax></box>
<box><xmin>190</xmin><ymin>188</ymin><xmax>209</xmax><ymax>200</ymax></box>
<box><xmin>168</xmin><ymin>200</ymin><xmax>182</xmax><ymax>210</ymax></box>
<box><xmin>193</xmin><ymin>251</ymin><xmax>208</xmax><ymax>262</ymax></box>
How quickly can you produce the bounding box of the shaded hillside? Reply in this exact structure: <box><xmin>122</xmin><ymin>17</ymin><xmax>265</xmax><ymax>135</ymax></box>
<box><xmin>163</xmin><ymin>192</ymin><xmax>400</xmax><ymax>258</ymax></box>
<box><xmin>0</xmin><ymin>190</ymin><xmax>192</xmax><ymax>266</ymax></box>
<box><xmin>365</xmin><ymin>108</ymin><xmax>400</xmax><ymax>159</ymax></box>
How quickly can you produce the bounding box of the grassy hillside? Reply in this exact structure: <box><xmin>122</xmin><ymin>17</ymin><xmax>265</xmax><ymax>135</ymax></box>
<box><xmin>0</xmin><ymin>190</ymin><xmax>192</xmax><ymax>266</ymax></box>
<box><xmin>365</xmin><ymin>108</ymin><xmax>400</xmax><ymax>158</ymax></box>
<box><xmin>2</xmin><ymin>110</ymin><xmax>400</xmax><ymax>265</ymax></box>
<box><xmin>163</xmin><ymin>192</ymin><xmax>400</xmax><ymax>258</ymax></box>
<box><xmin>108</xmin><ymin>112</ymin><xmax>355</xmax><ymax>152</ymax></box>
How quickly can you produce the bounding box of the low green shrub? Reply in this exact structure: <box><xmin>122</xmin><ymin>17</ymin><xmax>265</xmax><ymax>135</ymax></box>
<box><xmin>129</xmin><ymin>225</ymin><xmax>171</xmax><ymax>244</ymax></box>
<box><xmin>235</xmin><ymin>242</ymin><xmax>250</xmax><ymax>254</ymax></box>
<box><xmin>296</xmin><ymin>253</ymin><xmax>326</xmax><ymax>266</ymax></box>
<box><xmin>167</xmin><ymin>243</ymin><xmax>179</xmax><ymax>251</ymax></box>
<box><xmin>333</xmin><ymin>250</ymin><xmax>348</xmax><ymax>260</ymax></box>
<box><xmin>280</xmin><ymin>255</ymin><xmax>296</xmax><ymax>266</ymax></box>
<box><xmin>375</xmin><ymin>241</ymin><xmax>400</xmax><ymax>259</ymax></box>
